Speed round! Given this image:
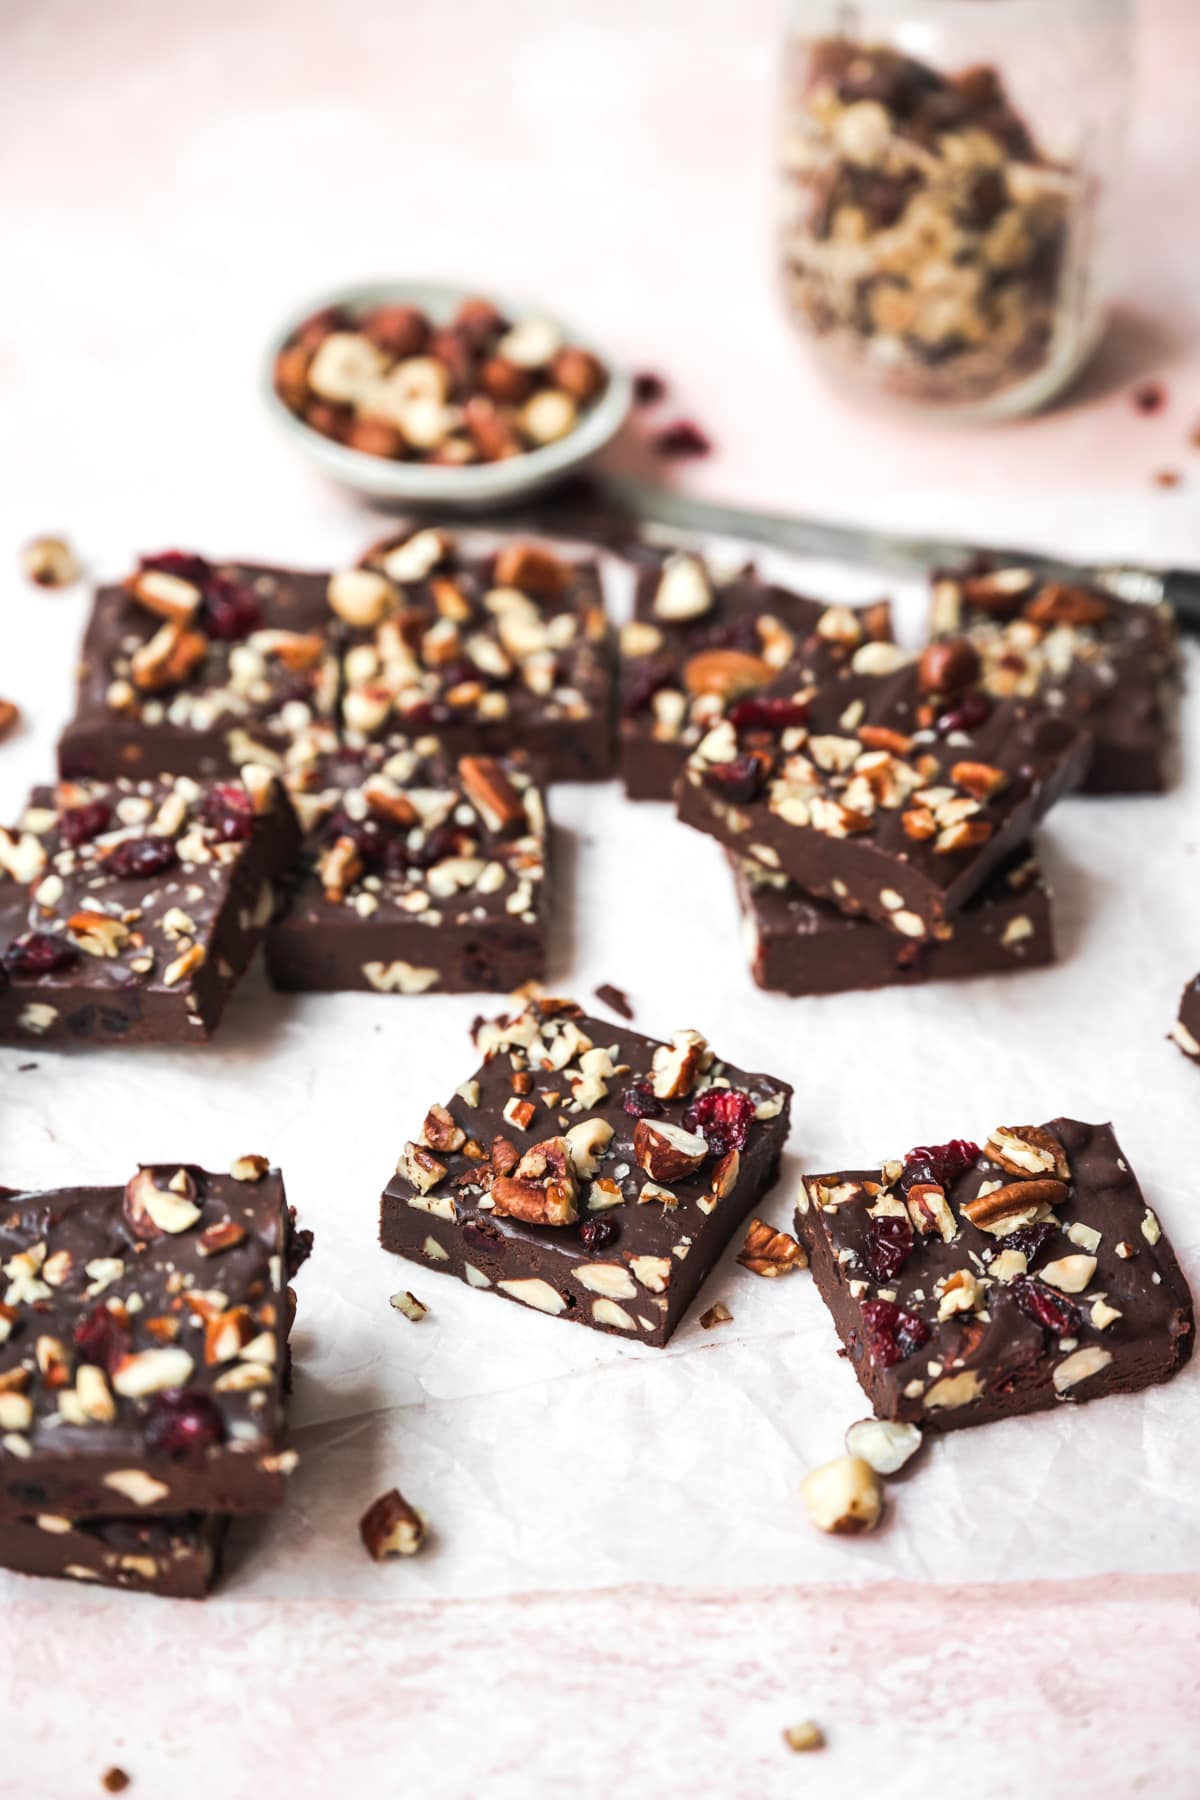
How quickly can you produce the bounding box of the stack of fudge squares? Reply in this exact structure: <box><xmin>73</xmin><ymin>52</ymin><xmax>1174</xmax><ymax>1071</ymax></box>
<box><xmin>625</xmin><ymin>549</ymin><xmax>1181</xmax><ymax>993</ymax></box>
<box><xmin>0</xmin><ymin>1160</ymin><xmax>311</xmax><ymax>1596</ymax></box>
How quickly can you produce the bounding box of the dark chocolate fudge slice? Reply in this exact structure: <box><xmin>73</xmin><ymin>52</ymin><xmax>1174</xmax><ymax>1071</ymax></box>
<box><xmin>58</xmin><ymin>551</ymin><xmax>340</xmax><ymax>782</ymax></box>
<box><xmin>380</xmin><ymin>999</ymin><xmax>791</xmax><ymax>1345</ymax></box>
<box><xmin>345</xmin><ymin>529</ymin><xmax>613</xmax><ymax>781</ymax></box>
<box><xmin>619</xmin><ymin>547</ymin><xmax>893</xmax><ymax>800</ymax></box>
<box><xmin>0</xmin><ymin>1162</ymin><xmax>310</xmax><ymax>1519</ymax></box>
<box><xmin>931</xmin><ymin>568</ymin><xmax>1180</xmax><ymax>794</ymax></box>
<box><xmin>732</xmin><ymin>843</ymin><xmax>1054</xmax><ymax>995</ymax></box>
<box><xmin>0</xmin><ymin>1510</ymin><xmax>227</xmax><ymax>1599</ymax></box>
<box><xmin>265</xmin><ymin>736</ymin><xmax>548</xmax><ymax>994</ymax></box>
<box><xmin>1171</xmin><ymin>976</ymin><xmax>1200</xmax><ymax>1065</ymax></box>
<box><xmin>797</xmin><ymin>1120</ymin><xmax>1193</xmax><ymax>1434</ymax></box>
<box><xmin>0</xmin><ymin>769</ymin><xmax>299</xmax><ymax>1046</ymax></box>
<box><xmin>677</xmin><ymin>657</ymin><xmax>1089</xmax><ymax>938</ymax></box>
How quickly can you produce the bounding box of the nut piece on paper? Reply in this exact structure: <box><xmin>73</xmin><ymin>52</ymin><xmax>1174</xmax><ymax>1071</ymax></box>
<box><xmin>360</xmin><ymin>1488</ymin><xmax>427</xmax><ymax>1560</ymax></box>
<box><xmin>800</xmin><ymin>1455</ymin><xmax>883</xmax><ymax>1536</ymax></box>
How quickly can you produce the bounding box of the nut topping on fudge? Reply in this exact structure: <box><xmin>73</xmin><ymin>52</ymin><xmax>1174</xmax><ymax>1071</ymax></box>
<box><xmin>380</xmin><ymin>1000</ymin><xmax>792</xmax><ymax>1345</ymax></box>
<box><xmin>797</xmin><ymin>1120</ymin><xmax>1194</xmax><ymax>1434</ymax></box>
<box><xmin>619</xmin><ymin>547</ymin><xmax>894</xmax><ymax>800</ymax></box>
<box><xmin>678</xmin><ymin>656</ymin><xmax>1089</xmax><ymax>938</ymax></box>
<box><xmin>59</xmin><ymin>552</ymin><xmax>340</xmax><ymax>782</ymax></box>
<box><xmin>0</xmin><ymin>769</ymin><xmax>299</xmax><ymax>1044</ymax></box>
<box><xmin>343</xmin><ymin>530</ymin><xmax>613</xmax><ymax>781</ymax></box>
<box><xmin>265</xmin><ymin>737</ymin><xmax>547</xmax><ymax>995</ymax></box>
<box><xmin>931</xmin><ymin>568</ymin><xmax>1180</xmax><ymax>794</ymax></box>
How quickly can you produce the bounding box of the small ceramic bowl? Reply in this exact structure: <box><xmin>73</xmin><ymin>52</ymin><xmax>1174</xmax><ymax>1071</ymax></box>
<box><xmin>263</xmin><ymin>279</ymin><xmax>633</xmax><ymax>511</ymax></box>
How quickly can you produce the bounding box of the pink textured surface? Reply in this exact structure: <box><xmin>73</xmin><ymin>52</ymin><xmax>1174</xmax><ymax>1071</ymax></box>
<box><xmin>1</xmin><ymin>3</ymin><xmax>1198</xmax><ymax>1795</ymax></box>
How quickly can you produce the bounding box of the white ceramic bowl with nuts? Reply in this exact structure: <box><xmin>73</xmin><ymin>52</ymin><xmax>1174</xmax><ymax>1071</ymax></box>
<box><xmin>264</xmin><ymin>280</ymin><xmax>633</xmax><ymax>510</ymax></box>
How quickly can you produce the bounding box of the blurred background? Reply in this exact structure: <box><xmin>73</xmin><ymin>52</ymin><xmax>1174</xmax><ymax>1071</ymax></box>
<box><xmin>4</xmin><ymin>0</ymin><xmax>1198</xmax><ymax>563</ymax></box>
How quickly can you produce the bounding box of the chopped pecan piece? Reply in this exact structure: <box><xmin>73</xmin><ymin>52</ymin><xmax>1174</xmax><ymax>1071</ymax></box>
<box><xmin>983</xmin><ymin>1124</ymin><xmax>1070</xmax><ymax>1180</ymax></box>
<box><xmin>962</xmin><ymin>1177</ymin><xmax>1068</xmax><ymax>1231</ymax></box>
<box><xmin>737</xmin><ymin>1218</ymin><xmax>807</xmax><ymax>1277</ymax></box>
<box><xmin>458</xmin><ymin>755</ymin><xmax>526</xmax><ymax>831</ymax></box>
<box><xmin>490</xmin><ymin>1135</ymin><xmax>579</xmax><ymax>1226</ymax></box>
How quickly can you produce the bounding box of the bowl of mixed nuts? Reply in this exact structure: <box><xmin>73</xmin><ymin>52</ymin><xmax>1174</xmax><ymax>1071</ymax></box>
<box><xmin>265</xmin><ymin>280</ymin><xmax>633</xmax><ymax>507</ymax></box>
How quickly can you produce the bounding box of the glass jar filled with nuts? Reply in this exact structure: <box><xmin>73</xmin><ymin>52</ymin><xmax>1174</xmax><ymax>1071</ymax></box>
<box><xmin>778</xmin><ymin>0</ymin><xmax>1133</xmax><ymax>416</ymax></box>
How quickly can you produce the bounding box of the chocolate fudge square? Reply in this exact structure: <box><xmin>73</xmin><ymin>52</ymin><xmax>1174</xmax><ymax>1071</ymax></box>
<box><xmin>1171</xmin><ymin>976</ymin><xmax>1200</xmax><ymax>1066</ymax></box>
<box><xmin>797</xmin><ymin>1120</ymin><xmax>1194</xmax><ymax>1435</ymax></box>
<box><xmin>931</xmin><ymin>568</ymin><xmax>1180</xmax><ymax>794</ymax></box>
<box><xmin>619</xmin><ymin>547</ymin><xmax>893</xmax><ymax>800</ymax></box>
<box><xmin>344</xmin><ymin>529</ymin><xmax>613</xmax><ymax>782</ymax></box>
<box><xmin>0</xmin><ymin>1162</ymin><xmax>310</xmax><ymax>1520</ymax></box>
<box><xmin>678</xmin><ymin>658</ymin><xmax>1089</xmax><ymax>939</ymax></box>
<box><xmin>265</xmin><ymin>737</ymin><xmax>548</xmax><ymax>994</ymax></box>
<box><xmin>0</xmin><ymin>1510</ymin><xmax>227</xmax><ymax>1599</ymax></box>
<box><xmin>380</xmin><ymin>999</ymin><xmax>791</xmax><ymax>1345</ymax></box>
<box><xmin>732</xmin><ymin>843</ymin><xmax>1054</xmax><ymax>995</ymax></box>
<box><xmin>0</xmin><ymin>769</ymin><xmax>299</xmax><ymax>1046</ymax></box>
<box><xmin>58</xmin><ymin>551</ymin><xmax>340</xmax><ymax>782</ymax></box>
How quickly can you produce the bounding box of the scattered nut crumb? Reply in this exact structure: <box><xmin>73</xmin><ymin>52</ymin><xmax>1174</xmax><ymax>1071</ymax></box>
<box><xmin>1132</xmin><ymin>380</ymin><xmax>1166</xmax><ymax>415</ymax></box>
<box><xmin>101</xmin><ymin>1771</ymin><xmax>130</xmax><ymax>1795</ymax></box>
<box><xmin>1153</xmin><ymin>468</ymin><xmax>1182</xmax><ymax>488</ymax></box>
<box><xmin>17</xmin><ymin>1063</ymin><xmax>37</xmax><ymax>1073</ymax></box>
<box><xmin>700</xmin><ymin>1302</ymin><xmax>733</xmax><ymax>1329</ymax></box>
<box><xmin>633</xmin><ymin>370</ymin><xmax>668</xmax><ymax>406</ymax></box>
<box><xmin>650</xmin><ymin>419</ymin><xmax>712</xmax><ymax>459</ymax></box>
<box><xmin>594</xmin><ymin>982</ymin><xmax>633</xmax><ymax>1021</ymax></box>
<box><xmin>360</xmin><ymin>1487</ymin><xmax>426</xmax><ymax>1559</ymax></box>
<box><xmin>390</xmin><ymin>1290</ymin><xmax>427</xmax><ymax>1322</ymax></box>
<box><xmin>783</xmin><ymin>1721</ymin><xmax>826</xmax><ymax>1753</ymax></box>
<box><xmin>0</xmin><ymin>699</ymin><xmax>20</xmax><ymax>742</ymax></box>
<box><xmin>737</xmin><ymin>1218</ymin><xmax>807</xmax><ymax>1277</ymax></box>
<box><xmin>22</xmin><ymin>535</ymin><xmax>81</xmax><ymax>589</ymax></box>
<box><xmin>801</xmin><ymin>1455</ymin><xmax>883</xmax><ymax>1536</ymax></box>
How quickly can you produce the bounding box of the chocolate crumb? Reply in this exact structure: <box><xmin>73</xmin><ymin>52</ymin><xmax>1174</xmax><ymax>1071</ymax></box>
<box><xmin>633</xmin><ymin>370</ymin><xmax>668</xmax><ymax>406</ymax></box>
<box><xmin>1154</xmin><ymin>468</ymin><xmax>1182</xmax><ymax>488</ymax></box>
<box><xmin>594</xmin><ymin>982</ymin><xmax>634</xmax><ymax>1020</ymax></box>
<box><xmin>101</xmin><ymin>1772</ymin><xmax>131</xmax><ymax>1795</ymax></box>
<box><xmin>700</xmin><ymin>1302</ymin><xmax>733</xmax><ymax>1329</ymax></box>
<box><xmin>651</xmin><ymin>419</ymin><xmax>712</xmax><ymax>459</ymax></box>
<box><xmin>1132</xmin><ymin>381</ymin><xmax>1166</xmax><ymax>415</ymax></box>
<box><xmin>17</xmin><ymin>1063</ymin><xmax>37</xmax><ymax>1073</ymax></box>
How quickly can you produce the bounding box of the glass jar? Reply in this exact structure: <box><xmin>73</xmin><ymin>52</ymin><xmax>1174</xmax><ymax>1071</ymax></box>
<box><xmin>778</xmin><ymin>0</ymin><xmax>1133</xmax><ymax>417</ymax></box>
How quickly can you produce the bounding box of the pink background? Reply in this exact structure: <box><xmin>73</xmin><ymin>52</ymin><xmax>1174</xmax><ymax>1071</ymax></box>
<box><xmin>2</xmin><ymin>3</ymin><xmax>1199</xmax><ymax>1795</ymax></box>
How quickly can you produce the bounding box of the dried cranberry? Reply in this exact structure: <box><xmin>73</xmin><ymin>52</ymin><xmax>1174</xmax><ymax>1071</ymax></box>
<box><xmin>202</xmin><ymin>574</ymin><xmax>261</xmax><ymax>641</ymax></box>
<box><xmin>1010</xmin><ymin>1275</ymin><xmax>1080</xmax><ymax>1337</ymax></box>
<box><xmin>701</xmin><ymin>755</ymin><xmax>765</xmax><ymax>804</ymax></box>
<box><xmin>326</xmin><ymin>810</ymin><xmax>391</xmax><ymax>867</ymax></box>
<box><xmin>408</xmin><ymin>823</ymin><xmax>470</xmax><ymax>869</ymax></box>
<box><xmin>4</xmin><ymin>932</ymin><xmax>79</xmax><ymax>976</ymax></box>
<box><xmin>633</xmin><ymin>370</ymin><xmax>668</xmax><ymax>406</ymax></box>
<box><xmin>59</xmin><ymin>800</ymin><xmax>113</xmax><ymax>848</ymax></box>
<box><xmin>463</xmin><ymin>1217</ymin><xmax>503</xmax><ymax>1255</ymax></box>
<box><xmin>1001</xmin><ymin>1220</ymin><xmax>1055</xmax><ymax>1264</ymax></box>
<box><xmin>1132</xmin><ymin>380</ymin><xmax>1166</xmax><ymax>415</ymax></box>
<box><xmin>105</xmin><ymin>836</ymin><xmax>178</xmax><ymax>880</ymax></box>
<box><xmin>202</xmin><ymin>783</ymin><xmax>254</xmax><ymax>843</ymax></box>
<box><xmin>622</xmin><ymin>1083</ymin><xmax>664</xmax><ymax>1119</ymax></box>
<box><xmin>861</xmin><ymin>1298</ymin><xmax>931</xmax><ymax>1368</ymax></box>
<box><xmin>727</xmin><ymin>696</ymin><xmax>809</xmax><ymax>734</ymax></box>
<box><xmin>580</xmin><ymin>1217</ymin><xmax>620</xmax><ymax>1251</ymax></box>
<box><xmin>139</xmin><ymin>549</ymin><xmax>211</xmax><ymax>585</ymax></box>
<box><xmin>683</xmin><ymin>1086</ymin><xmax>757</xmax><ymax>1157</ymax></box>
<box><xmin>72</xmin><ymin>1303</ymin><xmax>131</xmax><ymax>1375</ymax></box>
<box><xmin>901</xmin><ymin>1139</ymin><xmax>979</xmax><ymax>1191</ymax></box>
<box><xmin>936</xmin><ymin>692</ymin><xmax>992</xmax><ymax>736</ymax></box>
<box><xmin>864</xmin><ymin>1214</ymin><xmax>914</xmax><ymax>1283</ymax></box>
<box><xmin>651</xmin><ymin>419</ymin><xmax>712</xmax><ymax>460</ymax></box>
<box><xmin>144</xmin><ymin>1389</ymin><xmax>226</xmax><ymax>1460</ymax></box>
<box><xmin>622</xmin><ymin>656</ymin><xmax>676</xmax><ymax>718</ymax></box>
